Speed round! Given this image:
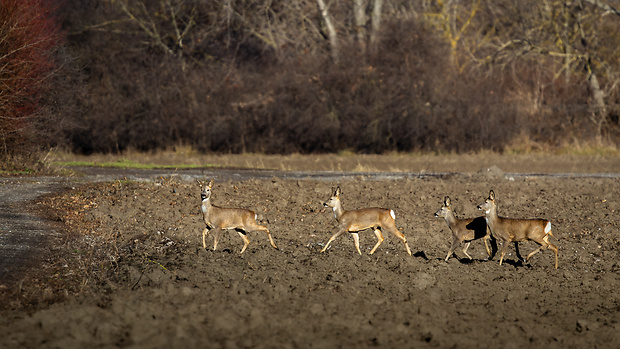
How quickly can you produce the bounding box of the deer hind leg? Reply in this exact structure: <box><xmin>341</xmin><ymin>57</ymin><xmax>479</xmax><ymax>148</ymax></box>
<box><xmin>321</xmin><ymin>229</ymin><xmax>347</xmax><ymax>253</ymax></box>
<box><xmin>351</xmin><ymin>232</ymin><xmax>362</xmax><ymax>255</ymax></box>
<box><xmin>543</xmin><ymin>231</ymin><xmax>559</xmax><ymax>269</ymax></box>
<box><xmin>262</xmin><ymin>226</ymin><xmax>279</xmax><ymax>250</ymax></box>
<box><xmin>250</xmin><ymin>224</ymin><xmax>278</xmax><ymax>250</ymax></box>
<box><xmin>387</xmin><ymin>226</ymin><xmax>412</xmax><ymax>256</ymax></box>
<box><xmin>527</xmin><ymin>233</ymin><xmax>559</xmax><ymax>269</ymax></box>
<box><xmin>237</xmin><ymin>231</ymin><xmax>251</xmax><ymax>254</ymax></box>
<box><xmin>368</xmin><ymin>229</ymin><xmax>385</xmax><ymax>255</ymax></box>
<box><xmin>462</xmin><ymin>241</ymin><xmax>473</xmax><ymax>260</ymax></box>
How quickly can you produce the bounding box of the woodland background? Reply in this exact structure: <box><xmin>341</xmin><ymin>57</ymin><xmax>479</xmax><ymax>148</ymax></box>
<box><xmin>1</xmin><ymin>0</ymin><xmax>619</xmax><ymax>161</ymax></box>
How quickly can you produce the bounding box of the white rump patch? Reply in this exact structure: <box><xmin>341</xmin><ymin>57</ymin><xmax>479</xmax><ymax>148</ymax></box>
<box><xmin>255</xmin><ymin>213</ymin><xmax>258</xmax><ymax>220</ymax></box>
<box><xmin>544</xmin><ymin>221</ymin><xmax>551</xmax><ymax>234</ymax></box>
<box><xmin>390</xmin><ymin>209</ymin><xmax>395</xmax><ymax>220</ymax></box>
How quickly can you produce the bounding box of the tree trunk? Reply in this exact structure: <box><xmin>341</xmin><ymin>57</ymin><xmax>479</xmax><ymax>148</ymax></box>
<box><xmin>354</xmin><ymin>0</ymin><xmax>367</xmax><ymax>54</ymax></box>
<box><xmin>316</xmin><ymin>0</ymin><xmax>339</xmax><ymax>63</ymax></box>
<box><xmin>369</xmin><ymin>0</ymin><xmax>383</xmax><ymax>52</ymax></box>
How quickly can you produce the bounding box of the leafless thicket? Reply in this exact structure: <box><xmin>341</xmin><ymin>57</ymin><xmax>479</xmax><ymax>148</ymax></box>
<box><xmin>6</xmin><ymin>0</ymin><xmax>620</xmax><ymax>156</ymax></box>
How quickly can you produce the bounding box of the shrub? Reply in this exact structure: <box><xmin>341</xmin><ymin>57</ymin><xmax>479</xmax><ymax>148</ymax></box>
<box><xmin>0</xmin><ymin>0</ymin><xmax>62</xmax><ymax>158</ymax></box>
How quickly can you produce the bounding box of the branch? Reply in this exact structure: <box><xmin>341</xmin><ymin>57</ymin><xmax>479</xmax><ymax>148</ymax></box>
<box><xmin>582</xmin><ymin>0</ymin><xmax>620</xmax><ymax>16</ymax></box>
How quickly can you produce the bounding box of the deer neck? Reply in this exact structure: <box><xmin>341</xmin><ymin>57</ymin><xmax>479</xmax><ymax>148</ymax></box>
<box><xmin>444</xmin><ymin>210</ymin><xmax>459</xmax><ymax>227</ymax></box>
<box><xmin>332</xmin><ymin>200</ymin><xmax>346</xmax><ymax>222</ymax></box>
<box><xmin>483</xmin><ymin>204</ymin><xmax>499</xmax><ymax>228</ymax></box>
<box><xmin>201</xmin><ymin>196</ymin><xmax>213</xmax><ymax>219</ymax></box>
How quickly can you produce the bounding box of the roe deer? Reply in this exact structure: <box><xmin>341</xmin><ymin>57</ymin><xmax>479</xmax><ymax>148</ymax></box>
<box><xmin>434</xmin><ymin>196</ymin><xmax>494</xmax><ymax>261</ymax></box>
<box><xmin>198</xmin><ymin>179</ymin><xmax>278</xmax><ymax>254</ymax></box>
<box><xmin>321</xmin><ymin>187</ymin><xmax>412</xmax><ymax>256</ymax></box>
<box><xmin>477</xmin><ymin>190</ymin><xmax>558</xmax><ymax>269</ymax></box>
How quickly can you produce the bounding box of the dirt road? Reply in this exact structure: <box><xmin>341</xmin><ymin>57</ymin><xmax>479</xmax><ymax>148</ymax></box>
<box><xmin>0</xmin><ymin>154</ymin><xmax>619</xmax><ymax>348</ymax></box>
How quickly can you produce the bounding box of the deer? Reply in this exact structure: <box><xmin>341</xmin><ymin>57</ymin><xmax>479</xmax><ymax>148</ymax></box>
<box><xmin>434</xmin><ymin>196</ymin><xmax>494</xmax><ymax>262</ymax></box>
<box><xmin>197</xmin><ymin>179</ymin><xmax>278</xmax><ymax>254</ymax></box>
<box><xmin>477</xmin><ymin>190</ymin><xmax>559</xmax><ymax>269</ymax></box>
<box><xmin>321</xmin><ymin>187</ymin><xmax>412</xmax><ymax>256</ymax></box>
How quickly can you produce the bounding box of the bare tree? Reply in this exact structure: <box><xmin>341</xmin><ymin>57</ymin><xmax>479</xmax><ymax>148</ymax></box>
<box><xmin>316</xmin><ymin>0</ymin><xmax>340</xmax><ymax>62</ymax></box>
<box><xmin>475</xmin><ymin>0</ymin><xmax>620</xmax><ymax>140</ymax></box>
<box><xmin>110</xmin><ymin>0</ymin><xmax>196</xmax><ymax>58</ymax></box>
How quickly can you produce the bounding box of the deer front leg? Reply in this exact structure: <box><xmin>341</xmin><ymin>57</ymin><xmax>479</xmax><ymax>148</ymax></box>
<box><xmin>461</xmin><ymin>241</ymin><xmax>473</xmax><ymax>260</ymax></box>
<box><xmin>445</xmin><ymin>238</ymin><xmax>460</xmax><ymax>261</ymax></box>
<box><xmin>321</xmin><ymin>229</ymin><xmax>347</xmax><ymax>253</ymax></box>
<box><xmin>369</xmin><ymin>229</ymin><xmax>385</xmax><ymax>255</ymax></box>
<box><xmin>498</xmin><ymin>240</ymin><xmax>511</xmax><ymax>266</ymax></box>
<box><xmin>202</xmin><ymin>227</ymin><xmax>210</xmax><ymax>249</ymax></box>
<box><xmin>482</xmin><ymin>235</ymin><xmax>492</xmax><ymax>257</ymax></box>
<box><xmin>212</xmin><ymin>228</ymin><xmax>222</xmax><ymax>251</ymax></box>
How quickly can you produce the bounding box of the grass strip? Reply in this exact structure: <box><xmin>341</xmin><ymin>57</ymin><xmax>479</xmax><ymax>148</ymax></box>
<box><xmin>53</xmin><ymin>159</ymin><xmax>218</xmax><ymax>170</ymax></box>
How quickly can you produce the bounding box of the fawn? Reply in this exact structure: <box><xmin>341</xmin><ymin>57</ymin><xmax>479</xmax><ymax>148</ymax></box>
<box><xmin>198</xmin><ymin>179</ymin><xmax>278</xmax><ymax>254</ymax></box>
<box><xmin>477</xmin><ymin>190</ymin><xmax>558</xmax><ymax>269</ymax></box>
<box><xmin>321</xmin><ymin>187</ymin><xmax>412</xmax><ymax>256</ymax></box>
<box><xmin>435</xmin><ymin>196</ymin><xmax>494</xmax><ymax>261</ymax></box>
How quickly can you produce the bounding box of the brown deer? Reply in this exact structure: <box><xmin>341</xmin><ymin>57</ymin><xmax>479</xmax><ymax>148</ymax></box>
<box><xmin>477</xmin><ymin>190</ymin><xmax>558</xmax><ymax>269</ymax></box>
<box><xmin>435</xmin><ymin>196</ymin><xmax>494</xmax><ymax>261</ymax></box>
<box><xmin>198</xmin><ymin>179</ymin><xmax>278</xmax><ymax>254</ymax></box>
<box><xmin>321</xmin><ymin>187</ymin><xmax>412</xmax><ymax>256</ymax></box>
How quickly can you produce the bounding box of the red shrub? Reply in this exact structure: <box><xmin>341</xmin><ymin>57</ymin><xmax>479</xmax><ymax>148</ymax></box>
<box><xmin>0</xmin><ymin>0</ymin><xmax>61</xmax><ymax>153</ymax></box>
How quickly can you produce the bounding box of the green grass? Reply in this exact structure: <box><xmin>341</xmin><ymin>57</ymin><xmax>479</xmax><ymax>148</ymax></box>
<box><xmin>53</xmin><ymin>158</ymin><xmax>219</xmax><ymax>170</ymax></box>
<box><xmin>0</xmin><ymin>169</ymin><xmax>36</xmax><ymax>176</ymax></box>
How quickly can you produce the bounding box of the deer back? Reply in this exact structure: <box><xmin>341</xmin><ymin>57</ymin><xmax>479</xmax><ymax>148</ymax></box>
<box><xmin>339</xmin><ymin>207</ymin><xmax>395</xmax><ymax>231</ymax></box>
<box><xmin>205</xmin><ymin>204</ymin><xmax>257</xmax><ymax>230</ymax></box>
<box><xmin>492</xmin><ymin>217</ymin><xmax>550</xmax><ymax>242</ymax></box>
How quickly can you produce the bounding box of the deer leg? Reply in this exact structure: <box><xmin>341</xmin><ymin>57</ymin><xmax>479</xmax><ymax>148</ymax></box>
<box><xmin>252</xmin><ymin>225</ymin><xmax>278</xmax><ymax>250</ymax></box>
<box><xmin>527</xmin><ymin>235</ymin><xmax>559</xmax><ymax>269</ymax></box>
<box><xmin>488</xmin><ymin>234</ymin><xmax>498</xmax><ymax>260</ymax></box>
<box><xmin>544</xmin><ymin>233</ymin><xmax>559</xmax><ymax>269</ymax></box>
<box><xmin>549</xmin><ymin>242</ymin><xmax>559</xmax><ymax>269</ymax></box>
<box><xmin>212</xmin><ymin>228</ymin><xmax>222</xmax><ymax>251</ymax></box>
<box><xmin>369</xmin><ymin>229</ymin><xmax>385</xmax><ymax>255</ymax></box>
<box><xmin>321</xmin><ymin>229</ymin><xmax>347</xmax><ymax>253</ymax></box>
<box><xmin>202</xmin><ymin>227</ymin><xmax>210</xmax><ymax>249</ymax></box>
<box><xmin>482</xmin><ymin>235</ymin><xmax>492</xmax><ymax>257</ymax></box>
<box><xmin>262</xmin><ymin>227</ymin><xmax>279</xmax><ymax>250</ymax></box>
<box><xmin>351</xmin><ymin>233</ymin><xmax>362</xmax><ymax>255</ymax></box>
<box><xmin>237</xmin><ymin>231</ymin><xmax>250</xmax><ymax>254</ymax></box>
<box><xmin>498</xmin><ymin>240</ymin><xmax>511</xmax><ymax>266</ymax></box>
<box><xmin>462</xmin><ymin>241</ymin><xmax>473</xmax><ymax>260</ymax></box>
<box><xmin>445</xmin><ymin>238</ymin><xmax>460</xmax><ymax>261</ymax></box>
<box><xmin>526</xmin><ymin>247</ymin><xmax>542</xmax><ymax>265</ymax></box>
<box><xmin>267</xmin><ymin>231</ymin><xmax>278</xmax><ymax>250</ymax></box>
<box><xmin>514</xmin><ymin>242</ymin><xmax>525</xmax><ymax>262</ymax></box>
<box><xmin>389</xmin><ymin>228</ymin><xmax>412</xmax><ymax>256</ymax></box>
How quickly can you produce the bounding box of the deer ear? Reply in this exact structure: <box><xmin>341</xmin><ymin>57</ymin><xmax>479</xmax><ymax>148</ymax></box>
<box><xmin>209</xmin><ymin>179</ymin><xmax>214</xmax><ymax>188</ymax></box>
<box><xmin>489</xmin><ymin>190</ymin><xmax>495</xmax><ymax>200</ymax></box>
<box><xmin>444</xmin><ymin>196</ymin><xmax>451</xmax><ymax>206</ymax></box>
<box><xmin>335</xmin><ymin>186</ymin><xmax>341</xmax><ymax>196</ymax></box>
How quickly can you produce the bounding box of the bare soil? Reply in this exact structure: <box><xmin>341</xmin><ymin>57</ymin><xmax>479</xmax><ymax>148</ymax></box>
<box><xmin>1</xmin><ymin>154</ymin><xmax>619</xmax><ymax>348</ymax></box>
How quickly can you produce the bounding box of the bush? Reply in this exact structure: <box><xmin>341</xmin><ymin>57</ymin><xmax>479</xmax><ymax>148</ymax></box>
<box><xmin>0</xmin><ymin>0</ymin><xmax>63</xmax><ymax>158</ymax></box>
